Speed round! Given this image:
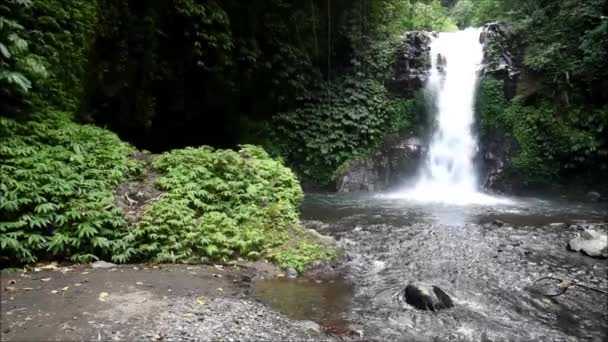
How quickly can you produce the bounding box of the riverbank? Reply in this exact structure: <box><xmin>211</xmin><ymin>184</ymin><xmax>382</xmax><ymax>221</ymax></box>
<box><xmin>0</xmin><ymin>261</ymin><xmax>349</xmax><ymax>341</ymax></box>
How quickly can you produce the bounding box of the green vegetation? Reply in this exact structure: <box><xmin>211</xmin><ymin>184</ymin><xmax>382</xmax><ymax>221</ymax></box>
<box><xmin>0</xmin><ymin>0</ymin><xmax>47</xmax><ymax>113</ymax></box>
<box><xmin>272</xmin><ymin>79</ymin><xmax>415</xmax><ymax>184</ymax></box>
<box><xmin>269</xmin><ymin>0</ymin><xmax>450</xmax><ymax>185</ymax></box>
<box><xmin>0</xmin><ymin>111</ymin><xmax>134</xmax><ymax>264</ymax></box>
<box><xmin>270</xmin><ymin>231</ymin><xmax>336</xmax><ymax>272</ymax></box>
<box><xmin>1</xmin><ymin>0</ymin><xmax>336</xmax><ymax>269</ymax></box>
<box><xmin>478</xmin><ymin>79</ymin><xmax>605</xmax><ymax>186</ymax></box>
<box><xmin>2</xmin><ymin>0</ymin><xmax>607</xmax><ymax>267</ymax></box>
<box><xmin>129</xmin><ymin>145</ymin><xmax>307</xmax><ymax>263</ymax></box>
<box><xmin>468</xmin><ymin>0</ymin><xmax>608</xmax><ymax>188</ymax></box>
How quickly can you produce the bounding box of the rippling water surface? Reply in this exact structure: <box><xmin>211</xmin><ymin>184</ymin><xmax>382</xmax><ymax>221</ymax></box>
<box><xmin>258</xmin><ymin>193</ymin><xmax>608</xmax><ymax>341</ymax></box>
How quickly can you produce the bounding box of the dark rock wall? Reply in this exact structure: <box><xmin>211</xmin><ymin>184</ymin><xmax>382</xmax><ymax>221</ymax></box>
<box><xmin>336</xmin><ymin>137</ymin><xmax>423</xmax><ymax>192</ymax></box>
<box><xmin>386</xmin><ymin>32</ymin><xmax>434</xmax><ymax>97</ymax></box>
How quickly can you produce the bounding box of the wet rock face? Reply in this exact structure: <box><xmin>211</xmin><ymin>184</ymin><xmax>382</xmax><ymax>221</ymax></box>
<box><xmin>336</xmin><ymin>136</ymin><xmax>423</xmax><ymax>192</ymax></box>
<box><xmin>478</xmin><ymin>23</ymin><xmax>520</xmax><ymax>193</ymax></box>
<box><xmin>386</xmin><ymin>32</ymin><xmax>433</xmax><ymax>97</ymax></box>
<box><xmin>480</xmin><ymin>22</ymin><xmax>520</xmax><ymax>99</ymax></box>
<box><xmin>568</xmin><ymin>229</ymin><xmax>608</xmax><ymax>258</ymax></box>
<box><xmin>394</xmin><ymin>283</ymin><xmax>454</xmax><ymax>311</ymax></box>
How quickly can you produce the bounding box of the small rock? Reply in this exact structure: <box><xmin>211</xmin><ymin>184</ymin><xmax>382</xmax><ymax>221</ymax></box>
<box><xmin>286</xmin><ymin>268</ymin><xmax>298</xmax><ymax>279</ymax></box>
<box><xmin>568</xmin><ymin>230</ymin><xmax>608</xmax><ymax>258</ymax></box>
<box><xmin>91</xmin><ymin>261</ymin><xmax>117</xmax><ymax>269</ymax></box>
<box><xmin>394</xmin><ymin>282</ymin><xmax>454</xmax><ymax>311</ymax></box>
<box><xmin>492</xmin><ymin>219</ymin><xmax>505</xmax><ymax>227</ymax></box>
<box><xmin>298</xmin><ymin>320</ymin><xmax>321</xmax><ymax>334</ymax></box>
<box><xmin>549</xmin><ymin>222</ymin><xmax>566</xmax><ymax>228</ymax></box>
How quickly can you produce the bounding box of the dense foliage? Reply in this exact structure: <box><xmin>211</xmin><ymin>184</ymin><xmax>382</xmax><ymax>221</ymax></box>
<box><xmin>478</xmin><ymin>79</ymin><xmax>606</xmax><ymax>186</ymax></box>
<box><xmin>0</xmin><ymin>0</ymin><xmax>47</xmax><ymax>113</ymax></box>
<box><xmin>1</xmin><ymin>0</ymin><xmax>335</xmax><ymax>268</ymax></box>
<box><xmin>4</xmin><ymin>0</ymin><xmax>606</xmax><ymax>267</ymax></box>
<box><xmin>470</xmin><ymin>0</ymin><xmax>608</xmax><ymax>188</ymax></box>
<box><xmin>130</xmin><ymin>145</ymin><xmax>305</xmax><ymax>263</ymax></box>
<box><xmin>0</xmin><ymin>111</ymin><xmax>134</xmax><ymax>264</ymax></box>
<box><xmin>81</xmin><ymin>0</ymin><xmax>454</xmax><ymax>153</ymax></box>
<box><xmin>272</xmin><ymin>79</ymin><xmax>415</xmax><ymax>185</ymax></box>
<box><xmin>269</xmin><ymin>0</ymin><xmax>450</xmax><ymax>185</ymax></box>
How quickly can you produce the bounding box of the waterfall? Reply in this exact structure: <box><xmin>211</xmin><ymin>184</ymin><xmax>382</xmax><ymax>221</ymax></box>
<box><xmin>389</xmin><ymin>28</ymin><xmax>509</xmax><ymax>205</ymax></box>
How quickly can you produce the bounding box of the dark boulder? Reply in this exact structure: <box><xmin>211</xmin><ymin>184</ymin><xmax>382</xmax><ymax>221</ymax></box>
<box><xmin>394</xmin><ymin>282</ymin><xmax>454</xmax><ymax>311</ymax></box>
<box><xmin>335</xmin><ymin>136</ymin><xmax>423</xmax><ymax>192</ymax></box>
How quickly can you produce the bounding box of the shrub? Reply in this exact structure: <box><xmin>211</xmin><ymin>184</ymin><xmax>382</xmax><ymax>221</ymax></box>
<box><xmin>0</xmin><ymin>111</ymin><xmax>134</xmax><ymax>264</ymax></box>
<box><xmin>130</xmin><ymin>145</ymin><xmax>305</xmax><ymax>263</ymax></box>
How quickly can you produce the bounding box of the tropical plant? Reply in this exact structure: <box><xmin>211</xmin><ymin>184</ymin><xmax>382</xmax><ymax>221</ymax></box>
<box><xmin>0</xmin><ymin>111</ymin><xmax>135</xmax><ymax>264</ymax></box>
<box><xmin>0</xmin><ymin>0</ymin><xmax>46</xmax><ymax>112</ymax></box>
<box><xmin>129</xmin><ymin>145</ymin><xmax>308</xmax><ymax>263</ymax></box>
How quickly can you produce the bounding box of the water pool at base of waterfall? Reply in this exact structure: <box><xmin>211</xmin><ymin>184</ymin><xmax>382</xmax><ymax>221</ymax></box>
<box><xmin>255</xmin><ymin>28</ymin><xmax>608</xmax><ymax>341</ymax></box>
<box><xmin>255</xmin><ymin>193</ymin><xmax>608</xmax><ymax>341</ymax></box>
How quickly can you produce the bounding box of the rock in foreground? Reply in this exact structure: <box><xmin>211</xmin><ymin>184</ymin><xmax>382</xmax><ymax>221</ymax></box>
<box><xmin>568</xmin><ymin>230</ymin><xmax>608</xmax><ymax>258</ymax></box>
<box><xmin>395</xmin><ymin>282</ymin><xmax>454</xmax><ymax>311</ymax></box>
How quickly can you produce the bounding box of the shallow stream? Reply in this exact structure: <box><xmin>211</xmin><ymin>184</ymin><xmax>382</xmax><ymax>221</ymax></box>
<box><xmin>256</xmin><ymin>194</ymin><xmax>608</xmax><ymax>341</ymax></box>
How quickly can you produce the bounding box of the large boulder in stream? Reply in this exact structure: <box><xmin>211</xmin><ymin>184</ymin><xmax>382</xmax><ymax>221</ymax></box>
<box><xmin>568</xmin><ymin>230</ymin><xmax>608</xmax><ymax>258</ymax></box>
<box><xmin>394</xmin><ymin>282</ymin><xmax>454</xmax><ymax>311</ymax></box>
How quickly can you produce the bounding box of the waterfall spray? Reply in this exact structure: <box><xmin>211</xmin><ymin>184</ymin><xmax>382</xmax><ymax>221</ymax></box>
<box><xmin>389</xmin><ymin>28</ymin><xmax>510</xmax><ymax>205</ymax></box>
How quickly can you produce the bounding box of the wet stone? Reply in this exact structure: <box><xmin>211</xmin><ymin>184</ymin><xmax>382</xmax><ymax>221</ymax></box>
<box><xmin>91</xmin><ymin>261</ymin><xmax>117</xmax><ymax>269</ymax></box>
<box><xmin>568</xmin><ymin>229</ymin><xmax>608</xmax><ymax>258</ymax></box>
<box><xmin>394</xmin><ymin>282</ymin><xmax>454</xmax><ymax>311</ymax></box>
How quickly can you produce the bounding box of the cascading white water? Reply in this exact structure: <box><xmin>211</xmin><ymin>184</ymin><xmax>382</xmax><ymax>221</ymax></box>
<box><xmin>389</xmin><ymin>28</ymin><xmax>510</xmax><ymax>205</ymax></box>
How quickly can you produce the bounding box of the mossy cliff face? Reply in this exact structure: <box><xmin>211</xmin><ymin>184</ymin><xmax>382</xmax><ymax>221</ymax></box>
<box><xmin>334</xmin><ymin>32</ymin><xmax>433</xmax><ymax>192</ymax></box>
<box><xmin>476</xmin><ymin>23</ymin><xmax>608</xmax><ymax>195</ymax></box>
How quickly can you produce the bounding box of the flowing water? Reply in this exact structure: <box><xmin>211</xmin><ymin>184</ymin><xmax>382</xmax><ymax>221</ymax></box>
<box><xmin>255</xmin><ymin>29</ymin><xmax>608</xmax><ymax>341</ymax></box>
<box><xmin>387</xmin><ymin>28</ymin><xmax>507</xmax><ymax>205</ymax></box>
<box><xmin>257</xmin><ymin>196</ymin><xmax>608</xmax><ymax>340</ymax></box>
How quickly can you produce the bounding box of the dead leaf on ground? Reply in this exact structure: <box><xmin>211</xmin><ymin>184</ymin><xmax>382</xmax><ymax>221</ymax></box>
<box><xmin>196</xmin><ymin>297</ymin><xmax>207</xmax><ymax>305</ymax></box>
